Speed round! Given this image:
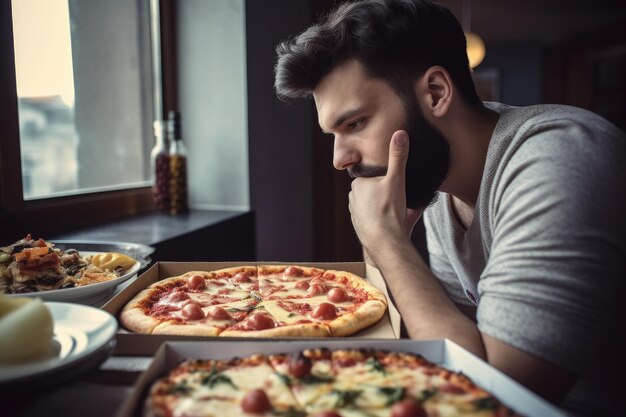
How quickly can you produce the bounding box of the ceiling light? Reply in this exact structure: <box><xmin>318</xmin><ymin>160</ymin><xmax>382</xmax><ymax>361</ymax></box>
<box><xmin>465</xmin><ymin>31</ymin><xmax>485</xmax><ymax>68</ymax></box>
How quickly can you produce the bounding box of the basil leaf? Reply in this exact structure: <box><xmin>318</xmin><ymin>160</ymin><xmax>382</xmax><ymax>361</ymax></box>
<box><xmin>275</xmin><ymin>372</ymin><xmax>292</xmax><ymax>387</ymax></box>
<box><xmin>168</xmin><ymin>381</ymin><xmax>192</xmax><ymax>395</ymax></box>
<box><xmin>420</xmin><ymin>388</ymin><xmax>438</xmax><ymax>401</ymax></box>
<box><xmin>300</xmin><ymin>374</ymin><xmax>335</xmax><ymax>384</ymax></box>
<box><xmin>333</xmin><ymin>389</ymin><xmax>362</xmax><ymax>408</ymax></box>
<box><xmin>366</xmin><ymin>357</ymin><xmax>386</xmax><ymax>374</ymax></box>
<box><xmin>201</xmin><ymin>367</ymin><xmax>238</xmax><ymax>389</ymax></box>
<box><xmin>378</xmin><ymin>386</ymin><xmax>405</xmax><ymax>405</ymax></box>
<box><xmin>474</xmin><ymin>397</ymin><xmax>498</xmax><ymax>410</ymax></box>
<box><xmin>226</xmin><ymin>305</ymin><xmax>256</xmax><ymax>313</ymax></box>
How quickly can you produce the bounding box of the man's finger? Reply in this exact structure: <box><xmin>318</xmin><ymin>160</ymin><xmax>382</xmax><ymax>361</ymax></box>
<box><xmin>386</xmin><ymin>130</ymin><xmax>409</xmax><ymax>181</ymax></box>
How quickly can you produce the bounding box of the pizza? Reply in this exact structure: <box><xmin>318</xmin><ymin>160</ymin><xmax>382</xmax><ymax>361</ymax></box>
<box><xmin>0</xmin><ymin>234</ymin><xmax>137</xmax><ymax>294</ymax></box>
<box><xmin>143</xmin><ymin>347</ymin><xmax>522</xmax><ymax>417</ymax></box>
<box><xmin>120</xmin><ymin>265</ymin><xmax>388</xmax><ymax>337</ymax></box>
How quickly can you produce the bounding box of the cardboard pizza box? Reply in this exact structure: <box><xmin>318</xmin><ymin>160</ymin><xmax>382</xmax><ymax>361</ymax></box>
<box><xmin>102</xmin><ymin>261</ymin><xmax>401</xmax><ymax>355</ymax></box>
<box><xmin>115</xmin><ymin>339</ymin><xmax>570</xmax><ymax>417</ymax></box>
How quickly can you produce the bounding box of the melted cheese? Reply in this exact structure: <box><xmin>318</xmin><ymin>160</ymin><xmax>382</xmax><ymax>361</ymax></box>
<box><xmin>172</xmin><ymin>362</ymin><xmax>299</xmax><ymax>417</ymax></box>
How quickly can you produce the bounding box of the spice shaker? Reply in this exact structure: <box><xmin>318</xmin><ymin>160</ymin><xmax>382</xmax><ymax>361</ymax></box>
<box><xmin>150</xmin><ymin>120</ymin><xmax>170</xmax><ymax>212</ymax></box>
<box><xmin>167</xmin><ymin>111</ymin><xmax>189</xmax><ymax>214</ymax></box>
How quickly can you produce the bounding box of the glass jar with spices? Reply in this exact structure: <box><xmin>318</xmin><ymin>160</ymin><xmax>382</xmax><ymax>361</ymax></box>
<box><xmin>167</xmin><ymin>111</ymin><xmax>189</xmax><ymax>214</ymax></box>
<box><xmin>150</xmin><ymin>120</ymin><xmax>170</xmax><ymax>212</ymax></box>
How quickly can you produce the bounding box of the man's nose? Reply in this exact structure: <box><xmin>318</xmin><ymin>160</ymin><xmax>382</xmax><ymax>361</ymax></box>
<box><xmin>332</xmin><ymin>135</ymin><xmax>358</xmax><ymax>170</ymax></box>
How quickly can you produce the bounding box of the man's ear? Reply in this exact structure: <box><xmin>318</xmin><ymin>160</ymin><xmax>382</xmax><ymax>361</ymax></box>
<box><xmin>414</xmin><ymin>66</ymin><xmax>453</xmax><ymax>118</ymax></box>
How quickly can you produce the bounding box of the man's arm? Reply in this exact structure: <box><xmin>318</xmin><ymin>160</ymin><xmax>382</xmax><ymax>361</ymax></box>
<box><xmin>349</xmin><ymin>131</ymin><xmax>578</xmax><ymax>403</ymax></box>
<box><xmin>373</xmin><ymin>235</ymin><xmax>577</xmax><ymax>403</ymax></box>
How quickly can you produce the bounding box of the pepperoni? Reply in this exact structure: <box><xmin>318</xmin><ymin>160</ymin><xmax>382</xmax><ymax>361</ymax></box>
<box><xmin>241</xmin><ymin>389</ymin><xmax>271</xmax><ymax>413</ymax></box>
<box><xmin>307</xmin><ymin>284</ymin><xmax>327</xmax><ymax>296</ymax></box>
<box><xmin>391</xmin><ymin>399</ymin><xmax>427</xmax><ymax>417</ymax></box>
<box><xmin>187</xmin><ymin>274</ymin><xmax>206</xmax><ymax>290</ymax></box>
<box><xmin>327</xmin><ymin>287</ymin><xmax>349</xmax><ymax>303</ymax></box>
<box><xmin>288</xmin><ymin>352</ymin><xmax>313</xmax><ymax>378</ymax></box>
<box><xmin>206</xmin><ymin>306</ymin><xmax>231</xmax><ymax>320</ymax></box>
<box><xmin>247</xmin><ymin>313</ymin><xmax>275</xmax><ymax>330</ymax></box>
<box><xmin>311</xmin><ymin>302</ymin><xmax>336</xmax><ymax>320</ymax></box>
<box><xmin>335</xmin><ymin>357</ymin><xmax>356</xmax><ymax>367</ymax></box>
<box><xmin>284</xmin><ymin>266</ymin><xmax>302</xmax><ymax>277</ymax></box>
<box><xmin>181</xmin><ymin>303</ymin><xmax>204</xmax><ymax>320</ymax></box>
<box><xmin>295</xmin><ymin>280</ymin><xmax>310</xmax><ymax>290</ymax></box>
<box><xmin>233</xmin><ymin>272</ymin><xmax>252</xmax><ymax>283</ymax></box>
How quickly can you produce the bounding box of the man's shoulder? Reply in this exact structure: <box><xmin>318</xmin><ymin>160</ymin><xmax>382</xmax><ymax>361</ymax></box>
<box><xmin>485</xmin><ymin>102</ymin><xmax>625</xmax><ymax>167</ymax></box>
<box><xmin>486</xmin><ymin>101</ymin><xmax>624</xmax><ymax>139</ymax></box>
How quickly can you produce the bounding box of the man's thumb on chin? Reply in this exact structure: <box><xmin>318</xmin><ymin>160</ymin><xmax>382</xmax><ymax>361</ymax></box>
<box><xmin>388</xmin><ymin>130</ymin><xmax>409</xmax><ymax>178</ymax></box>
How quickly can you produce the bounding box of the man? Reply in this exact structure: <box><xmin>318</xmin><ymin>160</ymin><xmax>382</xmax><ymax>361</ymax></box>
<box><xmin>274</xmin><ymin>0</ymin><xmax>625</xmax><ymax>416</ymax></box>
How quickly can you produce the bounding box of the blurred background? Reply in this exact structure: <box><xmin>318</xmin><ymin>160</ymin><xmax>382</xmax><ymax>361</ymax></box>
<box><xmin>247</xmin><ymin>0</ymin><xmax>626</xmax><ymax>262</ymax></box>
<box><xmin>2</xmin><ymin>0</ymin><xmax>625</xmax><ymax>263</ymax></box>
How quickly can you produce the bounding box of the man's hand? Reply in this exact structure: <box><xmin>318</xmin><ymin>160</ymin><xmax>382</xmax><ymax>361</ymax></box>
<box><xmin>349</xmin><ymin>130</ymin><xmax>423</xmax><ymax>262</ymax></box>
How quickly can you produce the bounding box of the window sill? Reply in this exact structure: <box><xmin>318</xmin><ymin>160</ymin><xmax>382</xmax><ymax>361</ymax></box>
<box><xmin>49</xmin><ymin>209</ymin><xmax>256</xmax><ymax>262</ymax></box>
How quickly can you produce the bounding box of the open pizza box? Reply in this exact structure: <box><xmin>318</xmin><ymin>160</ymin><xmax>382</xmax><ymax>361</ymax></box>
<box><xmin>115</xmin><ymin>339</ymin><xmax>570</xmax><ymax>417</ymax></box>
<box><xmin>102</xmin><ymin>261</ymin><xmax>402</xmax><ymax>355</ymax></box>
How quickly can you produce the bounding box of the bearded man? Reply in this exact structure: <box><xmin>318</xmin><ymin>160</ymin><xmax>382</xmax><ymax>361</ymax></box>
<box><xmin>274</xmin><ymin>1</ymin><xmax>626</xmax><ymax>416</ymax></box>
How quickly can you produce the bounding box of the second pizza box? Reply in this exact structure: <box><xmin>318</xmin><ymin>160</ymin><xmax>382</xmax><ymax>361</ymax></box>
<box><xmin>102</xmin><ymin>261</ymin><xmax>402</xmax><ymax>355</ymax></box>
<box><xmin>115</xmin><ymin>339</ymin><xmax>570</xmax><ymax>417</ymax></box>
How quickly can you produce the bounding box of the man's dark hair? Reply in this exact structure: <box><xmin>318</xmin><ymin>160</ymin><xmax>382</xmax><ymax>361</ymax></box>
<box><xmin>275</xmin><ymin>0</ymin><xmax>481</xmax><ymax>108</ymax></box>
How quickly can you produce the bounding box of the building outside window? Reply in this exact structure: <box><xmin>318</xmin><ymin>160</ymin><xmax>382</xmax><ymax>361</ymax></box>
<box><xmin>11</xmin><ymin>0</ymin><xmax>155</xmax><ymax>201</ymax></box>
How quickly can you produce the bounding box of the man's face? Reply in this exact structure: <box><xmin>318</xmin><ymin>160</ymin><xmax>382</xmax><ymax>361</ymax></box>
<box><xmin>313</xmin><ymin>59</ymin><xmax>450</xmax><ymax>209</ymax></box>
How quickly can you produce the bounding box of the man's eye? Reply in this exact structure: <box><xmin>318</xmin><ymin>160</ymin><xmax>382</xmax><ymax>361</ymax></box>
<box><xmin>348</xmin><ymin>119</ymin><xmax>365</xmax><ymax>130</ymax></box>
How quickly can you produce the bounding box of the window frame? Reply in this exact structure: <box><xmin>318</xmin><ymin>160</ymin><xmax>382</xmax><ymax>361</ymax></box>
<box><xmin>0</xmin><ymin>0</ymin><xmax>177</xmax><ymax>238</ymax></box>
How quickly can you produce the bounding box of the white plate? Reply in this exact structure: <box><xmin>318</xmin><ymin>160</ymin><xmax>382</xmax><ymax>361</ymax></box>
<box><xmin>0</xmin><ymin>302</ymin><xmax>117</xmax><ymax>384</ymax></box>
<box><xmin>7</xmin><ymin>252</ymin><xmax>141</xmax><ymax>305</ymax></box>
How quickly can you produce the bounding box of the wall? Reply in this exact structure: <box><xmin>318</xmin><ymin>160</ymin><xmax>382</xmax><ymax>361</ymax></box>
<box><xmin>479</xmin><ymin>42</ymin><xmax>544</xmax><ymax>106</ymax></box>
<box><xmin>177</xmin><ymin>0</ymin><xmax>250</xmax><ymax>211</ymax></box>
<box><xmin>246</xmin><ymin>0</ymin><xmax>317</xmax><ymax>261</ymax></box>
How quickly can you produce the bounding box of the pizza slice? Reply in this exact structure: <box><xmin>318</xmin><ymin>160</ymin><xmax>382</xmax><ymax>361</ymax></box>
<box><xmin>208</xmin><ymin>265</ymin><xmax>260</xmax><ymax>294</ymax></box>
<box><xmin>261</xmin><ymin>271</ymin><xmax>387</xmax><ymax>337</ymax></box>
<box><xmin>120</xmin><ymin>271</ymin><xmax>258</xmax><ymax>335</ymax></box>
<box><xmin>258</xmin><ymin>264</ymin><xmax>325</xmax><ymax>299</ymax></box>
<box><xmin>268</xmin><ymin>348</ymin><xmax>338</xmax><ymax>413</ymax></box>
<box><xmin>145</xmin><ymin>354</ymin><xmax>303</xmax><ymax>417</ymax></box>
<box><xmin>327</xmin><ymin>350</ymin><xmax>512</xmax><ymax>417</ymax></box>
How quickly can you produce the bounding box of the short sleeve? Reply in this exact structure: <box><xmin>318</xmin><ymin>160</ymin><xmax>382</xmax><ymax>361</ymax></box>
<box><xmin>476</xmin><ymin>120</ymin><xmax>625</xmax><ymax>374</ymax></box>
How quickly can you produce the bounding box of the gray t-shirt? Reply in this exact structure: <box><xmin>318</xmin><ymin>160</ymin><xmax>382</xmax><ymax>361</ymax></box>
<box><xmin>424</xmin><ymin>102</ymin><xmax>625</xmax><ymax>417</ymax></box>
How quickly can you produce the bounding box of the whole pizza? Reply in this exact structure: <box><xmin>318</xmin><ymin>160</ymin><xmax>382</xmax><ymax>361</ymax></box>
<box><xmin>120</xmin><ymin>265</ymin><xmax>388</xmax><ymax>337</ymax></box>
<box><xmin>144</xmin><ymin>347</ymin><xmax>522</xmax><ymax>417</ymax></box>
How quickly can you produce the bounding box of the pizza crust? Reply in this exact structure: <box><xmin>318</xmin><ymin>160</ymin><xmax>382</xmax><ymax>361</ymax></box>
<box><xmin>152</xmin><ymin>321</ymin><xmax>223</xmax><ymax>337</ymax></box>
<box><xmin>119</xmin><ymin>307</ymin><xmax>162</xmax><ymax>334</ymax></box>
<box><xmin>327</xmin><ymin>299</ymin><xmax>387</xmax><ymax>337</ymax></box>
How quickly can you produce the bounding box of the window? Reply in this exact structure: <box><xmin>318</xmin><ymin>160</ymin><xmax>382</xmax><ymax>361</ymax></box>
<box><xmin>0</xmin><ymin>0</ymin><xmax>159</xmax><ymax>237</ymax></box>
<box><xmin>12</xmin><ymin>0</ymin><xmax>155</xmax><ymax>200</ymax></box>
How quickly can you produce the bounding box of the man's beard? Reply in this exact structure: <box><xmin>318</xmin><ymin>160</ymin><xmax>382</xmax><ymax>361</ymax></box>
<box><xmin>348</xmin><ymin>102</ymin><xmax>451</xmax><ymax>209</ymax></box>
